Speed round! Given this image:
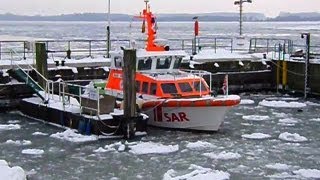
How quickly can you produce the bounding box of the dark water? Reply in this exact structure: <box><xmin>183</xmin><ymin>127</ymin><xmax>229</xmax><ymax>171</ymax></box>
<box><xmin>0</xmin><ymin>94</ymin><xmax>319</xmax><ymax>179</ymax></box>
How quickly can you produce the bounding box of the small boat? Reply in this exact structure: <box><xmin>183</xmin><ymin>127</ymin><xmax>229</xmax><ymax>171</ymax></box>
<box><xmin>104</xmin><ymin>0</ymin><xmax>240</xmax><ymax>131</ymax></box>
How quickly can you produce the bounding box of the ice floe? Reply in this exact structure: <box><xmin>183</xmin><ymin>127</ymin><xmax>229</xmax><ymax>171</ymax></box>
<box><xmin>259</xmin><ymin>100</ymin><xmax>307</xmax><ymax>108</ymax></box>
<box><xmin>128</xmin><ymin>142</ymin><xmax>179</xmax><ymax>155</ymax></box>
<box><xmin>265</xmin><ymin>163</ymin><xmax>290</xmax><ymax>170</ymax></box>
<box><xmin>241</xmin><ymin>133</ymin><xmax>271</xmax><ymax>140</ymax></box>
<box><xmin>265</xmin><ymin>97</ymin><xmax>299</xmax><ymax>101</ymax></box>
<box><xmin>310</xmin><ymin>118</ymin><xmax>320</xmax><ymax>122</ymax></box>
<box><xmin>50</xmin><ymin>129</ymin><xmax>98</xmax><ymax>143</ymax></box>
<box><xmin>32</xmin><ymin>132</ymin><xmax>48</xmax><ymax>136</ymax></box>
<box><xmin>0</xmin><ymin>160</ymin><xmax>26</xmax><ymax>180</ymax></box>
<box><xmin>293</xmin><ymin>169</ymin><xmax>320</xmax><ymax>179</ymax></box>
<box><xmin>240</xmin><ymin>99</ymin><xmax>255</xmax><ymax>105</ymax></box>
<box><xmin>203</xmin><ymin>151</ymin><xmax>241</xmax><ymax>160</ymax></box>
<box><xmin>0</xmin><ymin>124</ymin><xmax>21</xmax><ymax>130</ymax></box>
<box><xmin>5</xmin><ymin>140</ymin><xmax>32</xmax><ymax>146</ymax></box>
<box><xmin>163</xmin><ymin>164</ymin><xmax>230</xmax><ymax>180</ymax></box>
<box><xmin>93</xmin><ymin>147</ymin><xmax>111</xmax><ymax>153</ymax></box>
<box><xmin>21</xmin><ymin>149</ymin><xmax>44</xmax><ymax>155</ymax></box>
<box><xmin>7</xmin><ymin>120</ymin><xmax>21</xmax><ymax>124</ymax></box>
<box><xmin>305</xmin><ymin>101</ymin><xmax>320</xmax><ymax>106</ymax></box>
<box><xmin>272</xmin><ymin>112</ymin><xmax>288</xmax><ymax>118</ymax></box>
<box><xmin>185</xmin><ymin>141</ymin><xmax>215</xmax><ymax>150</ymax></box>
<box><xmin>278</xmin><ymin>132</ymin><xmax>308</xmax><ymax>142</ymax></box>
<box><xmin>242</xmin><ymin>115</ymin><xmax>270</xmax><ymax>121</ymax></box>
<box><xmin>279</xmin><ymin>118</ymin><xmax>299</xmax><ymax>124</ymax></box>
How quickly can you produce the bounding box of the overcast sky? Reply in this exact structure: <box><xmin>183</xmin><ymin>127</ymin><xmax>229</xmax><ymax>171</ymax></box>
<box><xmin>1</xmin><ymin>0</ymin><xmax>320</xmax><ymax>17</ymax></box>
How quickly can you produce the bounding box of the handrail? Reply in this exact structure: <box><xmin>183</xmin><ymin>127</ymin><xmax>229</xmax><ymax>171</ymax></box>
<box><xmin>8</xmin><ymin>48</ymin><xmax>102</xmax><ymax>117</ymax></box>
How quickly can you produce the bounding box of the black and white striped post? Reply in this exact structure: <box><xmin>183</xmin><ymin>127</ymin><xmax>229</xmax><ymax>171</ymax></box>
<box><xmin>301</xmin><ymin>33</ymin><xmax>311</xmax><ymax>99</ymax></box>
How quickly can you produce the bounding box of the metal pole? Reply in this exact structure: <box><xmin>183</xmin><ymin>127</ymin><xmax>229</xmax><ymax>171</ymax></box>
<box><xmin>239</xmin><ymin>0</ymin><xmax>243</xmax><ymax>36</ymax></box>
<box><xmin>107</xmin><ymin>0</ymin><xmax>111</xmax><ymax>58</ymax></box>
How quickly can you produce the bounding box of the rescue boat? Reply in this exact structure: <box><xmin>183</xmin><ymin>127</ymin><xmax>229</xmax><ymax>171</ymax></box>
<box><xmin>105</xmin><ymin>1</ymin><xmax>240</xmax><ymax>131</ymax></box>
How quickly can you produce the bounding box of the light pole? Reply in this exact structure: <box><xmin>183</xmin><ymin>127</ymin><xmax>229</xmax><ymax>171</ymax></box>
<box><xmin>107</xmin><ymin>0</ymin><xmax>111</xmax><ymax>58</ymax></box>
<box><xmin>301</xmin><ymin>33</ymin><xmax>311</xmax><ymax>99</ymax></box>
<box><xmin>234</xmin><ymin>0</ymin><xmax>252</xmax><ymax>36</ymax></box>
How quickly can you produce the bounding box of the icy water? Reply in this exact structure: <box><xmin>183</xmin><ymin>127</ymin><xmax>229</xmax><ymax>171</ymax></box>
<box><xmin>1</xmin><ymin>94</ymin><xmax>320</xmax><ymax>179</ymax></box>
<box><xmin>1</xmin><ymin>21</ymin><xmax>320</xmax><ymax>46</ymax></box>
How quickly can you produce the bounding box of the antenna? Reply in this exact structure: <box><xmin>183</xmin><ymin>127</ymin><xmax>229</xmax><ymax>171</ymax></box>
<box><xmin>234</xmin><ymin>0</ymin><xmax>252</xmax><ymax>36</ymax></box>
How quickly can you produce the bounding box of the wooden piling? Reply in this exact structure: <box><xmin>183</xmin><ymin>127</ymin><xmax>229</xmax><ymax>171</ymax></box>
<box><xmin>122</xmin><ymin>48</ymin><xmax>137</xmax><ymax>139</ymax></box>
<box><xmin>35</xmin><ymin>43</ymin><xmax>48</xmax><ymax>88</ymax></box>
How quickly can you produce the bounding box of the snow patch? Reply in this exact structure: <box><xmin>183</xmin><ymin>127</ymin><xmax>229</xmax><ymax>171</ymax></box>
<box><xmin>163</xmin><ymin>164</ymin><xmax>230</xmax><ymax>180</ymax></box>
<box><xmin>259</xmin><ymin>100</ymin><xmax>306</xmax><ymax>108</ymax></box>
<box><xmin>0</xmin><ymin>124</ymin><xmax>21</xmax><ymax>130</ymax></box>
<box><xmin>129</xmin><ymin>142</ymin><xmax>179</xmax><ymax>155</ymax></box>
<box><xmin>265</xmin><ymin>163</ymin><xmax>290</xmax><ymax>170</ymax></box>
<box><xmin>242</xmin><ymin>115</ymin><xmax>270</xmax><ymax>121</ymax></box>
<box><xmin>50</xmin><ymin>129</ymin><xmax>98</xmax><ymax>143</ymax></box>
<box><xmin>293</xmin><ymin>169</ymin><xmax>320</xmax><ymax>179</ymax></box>
<box><xmin>240</xmin><ymin>99</ymin><xmax>255</xmax><ymax>105</ymax></box>
<box><xmin>203</xmin><ymin>151</ymin><xmax>241</xmax><ymax>160</ymax></box>
<box><xmin>21</xmin><ymin>149</ymin><xmax>44</xmax><ymax>155</ymax></box>
<box><xmin>185</xmin><ymin>141</ymin><xmax>215</xmax><ymax>150</ymax></box>
<box><xmin>5</xmin><ymin>140</ymin><xmax>32</xmax><ymax>146</ymax></box>
<box><xmin>279</xmin><ymin>132</ymin><xmax>308</xmax><ymax>142</ymax></box>
<box><xmin>242</xmin><ymin>133</ymin><xmax>271</xmax><ymax>140</ymax></box>
<box><xmin>0</xmin><ymin>160</ymin><xmax>26</xmax><ymax>180</ymax></box>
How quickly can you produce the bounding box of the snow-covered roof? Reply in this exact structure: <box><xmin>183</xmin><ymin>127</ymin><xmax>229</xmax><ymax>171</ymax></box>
<box><xmin>136</xmin><ymin>49</ymin><xmax>188</xmax><ymax>58</ymax></box>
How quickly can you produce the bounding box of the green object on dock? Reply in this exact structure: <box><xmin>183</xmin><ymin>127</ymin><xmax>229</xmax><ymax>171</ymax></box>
<box><xmin>13</xmin><ymin>68</ymin><xmax>47</xmax><ymax>102</ymax></box>
<box><xmin>94</xmin><ymin>82</ymin><xmax>106</xmax><ymax>94</ymax></box>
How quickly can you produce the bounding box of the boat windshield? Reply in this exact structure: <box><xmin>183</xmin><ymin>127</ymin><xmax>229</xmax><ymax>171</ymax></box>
<box><xmin>161</xmin><ymin>83</ymin><xmax>178</xmax><ymax>94</ymax></box>
<box><xmin>173</xmin><ymin>57</ymin><xmax>182</xmax><ymax>69</ymax></box>
<box><xmin>178</xmin><ymin>82</ymin><xmax>193</xmax><ymax>92</ymax></box>
<box><xmin>138</xmin><ymin>58</ymin><xmax>152</xmax><ymax>70</ymax></box>
<box><xmin>193</xmin><ymin>81</ymin><xmax>207</xmax><ymax>92</ymax></box>
<box><xmin>156</xmin><ymin>57</ymin><xmax>172</xmax><ymax>69</ymax></box>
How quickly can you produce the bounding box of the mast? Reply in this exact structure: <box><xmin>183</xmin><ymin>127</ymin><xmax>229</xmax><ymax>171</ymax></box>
<box><xmin>136</xmin><ymin>0</ymin><xmax>168</xmax><ymax>51</ymax></box>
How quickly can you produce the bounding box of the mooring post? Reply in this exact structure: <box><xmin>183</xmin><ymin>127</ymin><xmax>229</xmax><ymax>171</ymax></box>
<box><xmin>282</xmin><ymin>43</ymin><xmax>288</xmax><ymax>90</ymax></box>
<box><xmin>276</xmin><ymin>43</ymin><xmax>282</xmax><ymax>92</ymax></box>
<box><xmin>301</xmin><ymin>33</ymin><xmax>311</xmax><ymax>99</ymax></box>
<box><xmin>35</xmin><ymin>42</ymin><xmax>48</xmax><ymax>89</ymax></box>
<box><xmin>122</xmin><ymin>48</ymin><xmax>137</xmax><ymax>139</ymax></box>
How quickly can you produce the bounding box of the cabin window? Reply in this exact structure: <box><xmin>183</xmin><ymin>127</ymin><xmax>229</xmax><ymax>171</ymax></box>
<box><xmin>193</xmin><ymin>81</ymin><xmax>207</xmax><ymax>92</ymax></box>
<box><xmin>138</xmin><ymin>58</ymin><xmax>152</xmax><ymax>70</ymax></box>
<box><xmin>173</xmin><ymin>57</ymin><xmax>182</xmax><ymax>69</ymax></box>
<box><xmin>178</xmin><ymin>82</ymin><xmax>193</xmax><ymax>92</ymax></box>
<box><xmin>161</xmin><ymin>83</ymin><xmax>178</xmax><ymax>94</ymax></box>
<box><xmin>156</xmin><ymin>57</ymin><xmax>172</xmax><ymax>69</ymax></box>
<box><xmin>136</xmin><ymin>81</ymin><xmax>141</xmax><ymax>93</ymax></box>
<box><xmin>114</xmin><ymin>56</ymin><xmax>122</xmax><ymax>68</ymax></box>
<box><xmin>142</xmin><ymin>82</ymin><xmax>149</xmax><ymax>94</ymax></box>
<box><xmin>150</xmin><ymin>83</ymin><xmax>157</xmax><ymax>95</ymax></box>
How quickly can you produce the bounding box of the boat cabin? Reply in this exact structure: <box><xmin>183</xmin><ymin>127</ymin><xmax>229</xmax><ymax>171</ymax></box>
<box><xmin>107</xmin><ymin>50</ymin><xmax>211</xmax><ymax>99</ymax></box>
